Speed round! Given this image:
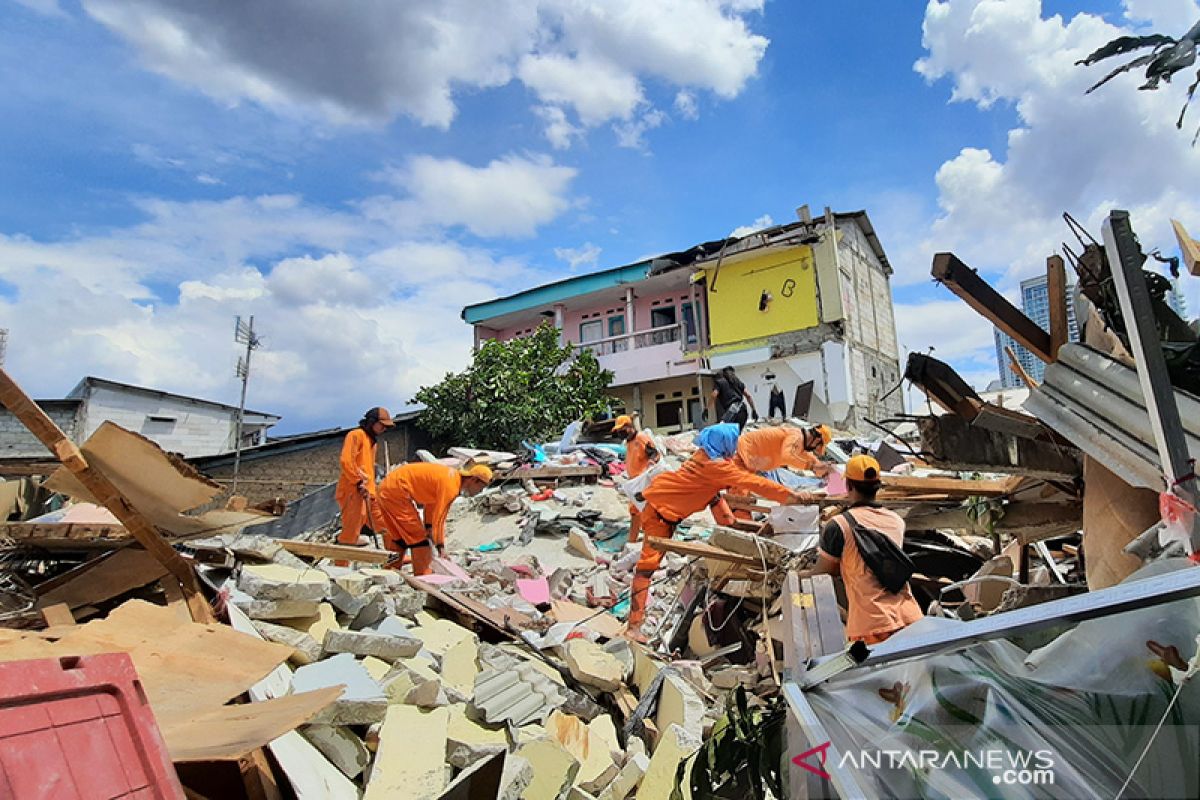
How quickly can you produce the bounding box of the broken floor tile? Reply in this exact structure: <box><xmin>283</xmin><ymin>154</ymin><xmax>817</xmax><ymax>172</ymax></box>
<box><xmin>252</xmin><ymin>619</ymin><xmax>322</xmax><ymax>665</ymax></box>
<box><xmin>413</xmin><ymin>618</ymin><xmax>480</xmax><ymax>701</ymax></box>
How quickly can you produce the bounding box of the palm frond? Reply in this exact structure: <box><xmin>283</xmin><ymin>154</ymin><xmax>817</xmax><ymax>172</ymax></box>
<box><xmin>1085</xmin><ymin>52</ymin><xmax>1158</xmax><ymax>93</ymax></box>
<box><xmin>1076</xmin><ymin>34</ymin><xmax>1175</xmax><ymax>66</ymax></box>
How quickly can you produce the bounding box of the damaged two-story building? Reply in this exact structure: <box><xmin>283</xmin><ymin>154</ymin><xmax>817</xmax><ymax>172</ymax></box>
<box><xmin>462</xmin><ymin>206</ymin><xmax>903</xmax><ymax>433</ymax></box>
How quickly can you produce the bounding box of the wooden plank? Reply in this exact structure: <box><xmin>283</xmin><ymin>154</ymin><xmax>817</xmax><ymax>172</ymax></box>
<box><xmin>279</xmin><ymin>539</ymin><xmax>392</xmax><ymax>564</ymax></box>
<box><xmin>932</xmin><ymin>252</ymin><xmax>1053</xmax><ymax>362</ymax></box>
<box><xmin>161</xmin><ymin>577</ymin><xmax>194</xmax><ymax>624</ymax></box>
<box><xmin>880</xmin><ymin>474</ymin><xmax>1021</xmax><ymax>498</ymax></box>
<box><xmin>40</xmin><ymin>602</ymin><xmax>75</xmax><ymax>627</ymax></box>
<box><xmin>494</xmin><ymin>465</ymin><xmax>601</xmax><ymax>480</ymax></box>
<box><xmin>1046</xmin><ymin>255</ymin><xmax>1069</xmax><ymax>359</ymax></box>
<box><xmin>1005</xmin><ymin>345</ymin><xmax>1038</xmax><ymax>389</ymax></box>
<box><xmin>645</xmin><ymin>537</ymin><xmax>760</xmax><ymax>566</ymax></box>
<box><xmin>1</xmin><ymin>522</ymin><xmax>129</xmax><ymax>541</ymax></box>
<box><xmin>39</xmin><ymin>547</ymin><xmax>169</xmax><ymax>610</ymax></box>
<box><xmin>1172</xmin><ymin>218</ymin><xmax>1200</xmax><ymax>276</ymax></box>
<box><xmin>0</xmin><ymin>368</ymin><xmax>213</xmax><ymax>624</ymax></box>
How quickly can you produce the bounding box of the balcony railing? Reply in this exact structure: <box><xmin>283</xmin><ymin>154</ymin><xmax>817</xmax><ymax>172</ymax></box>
<box><xmin>577</xmin><ymin>322</ymin><xmax>694</xmax><ymax>356</ymax></box>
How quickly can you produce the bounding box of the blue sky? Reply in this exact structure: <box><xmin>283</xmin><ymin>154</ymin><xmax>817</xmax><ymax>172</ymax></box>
<box><xmin>2</xmin><ymin>0</ymin><xmax>1198</xmax><ymax>432</ymax></box>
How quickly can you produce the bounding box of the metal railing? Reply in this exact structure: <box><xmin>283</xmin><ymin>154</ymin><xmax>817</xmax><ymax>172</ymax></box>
<box><xmin>577</xmin><ymin>322</ymin><xmax>695</xmax><ymax>356</ymax></box>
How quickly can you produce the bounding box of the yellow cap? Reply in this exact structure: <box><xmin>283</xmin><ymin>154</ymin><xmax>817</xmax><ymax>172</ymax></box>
<box><xmin>844</xmin><ymin>454</ymin><xmax>882</xmax><ymax>483</ymax></box>
<box><xmin>613</xmin><ymin>414</ymin><xmax>634</xmax><ymax>430</ymax></box>
<box><xmin>460</xmin><ymin>464</ymin><xmax>493</xmax><ymax>484</ymax></box>
<box><xmin>812</xmin><ymin>424</ymin><xmax>832</xmax><ymax>455</ymax></box>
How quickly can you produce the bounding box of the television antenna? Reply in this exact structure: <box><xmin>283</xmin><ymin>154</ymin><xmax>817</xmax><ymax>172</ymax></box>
<box><xmin>232</xmin><ymin>316</ymin><xmax>261</xmax><ymax>495</ymax></box>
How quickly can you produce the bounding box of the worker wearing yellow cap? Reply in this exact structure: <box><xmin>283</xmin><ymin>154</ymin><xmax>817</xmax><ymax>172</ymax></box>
<box><xmin>613</xmin><ymin>414</ymin><xmax>659</xmax><ymax>543</ymax></box>
<box><xmin>802</xmin><ymin>454</ymin><xmax>922</xmax><ymax>644</ymax></box>
<box><xmin>335</xmin><ymin>407</ymin><xmax>394</xmax><ymax>546</ymax></box>
<box><xmin>375</xmin><ymin>461</ymin><xmax>492</xmax><ymax>575</ymax></box>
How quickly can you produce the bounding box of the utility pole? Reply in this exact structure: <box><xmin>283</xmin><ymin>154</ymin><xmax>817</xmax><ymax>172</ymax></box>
<box><xmin>0</xmin><ymin>328</ymin><xmax>8</xmax><ymax>366</ymax></box>
<box><xmin>232</xmin><ymin>316</ymin><xmax>261</xmax><ymax>496</ymax></box>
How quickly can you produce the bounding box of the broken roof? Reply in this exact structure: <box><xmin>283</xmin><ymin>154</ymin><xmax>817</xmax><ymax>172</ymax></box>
<box><xmin>68</xmin><ymin>376</ymin><xmax>282</xmax><ymax>421</ymax></box>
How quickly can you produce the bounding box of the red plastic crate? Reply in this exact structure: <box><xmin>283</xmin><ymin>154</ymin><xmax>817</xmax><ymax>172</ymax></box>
<box><xmin>0</xmin><ymin>653</ymin><xmax>184</xmax><ymax>800</ymax></box>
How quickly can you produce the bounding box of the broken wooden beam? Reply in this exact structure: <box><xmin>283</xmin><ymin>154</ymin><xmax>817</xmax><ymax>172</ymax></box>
<box><xmin>0</xmin><ymin>367</ymin><xmax>213</xmax><ymax>623</ymax></box>
<box><xmin>1172</xmin><ymin>218</ymin><xmax>1200</xmax><ymax>276</ymax></box>
<box><xmin>880</xmin><ymin>474</ymin><xmax>1022</xmax><ymax>498</ymax></box>
<box><xmin>1047</xmin><ymin>254</ymin><xmax>1069</xmax><ymax>359</ymax></box>
<box><xmin>904</xmin><ymin>351</ymin><xmax>984</xmax><ymax>419</ymax></box>
<box><xmin>916</xmin><ymin>414</ymin><xmax>1081</xmax><ymax>482</ymax></box>
<box><xmin>932</xmin><ymin>252</ymin><xmax>1053</xmax><ymax>362</ymax></box>
<box><xmin>278</xmin><ymin>539</ymin><xmax>392</xmax><ymax>564</ymax></box>
<box><xmin>646</xmin><ymin>538</ymin><xmax>760</xmax><ymax>566</ymax></box>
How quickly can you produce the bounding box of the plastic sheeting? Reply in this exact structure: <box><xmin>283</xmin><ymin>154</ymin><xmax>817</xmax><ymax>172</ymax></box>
<box><xmin>804</xmin><ymin>560</ymin><xmax>1200</xmax><ymax>798</ymax></box>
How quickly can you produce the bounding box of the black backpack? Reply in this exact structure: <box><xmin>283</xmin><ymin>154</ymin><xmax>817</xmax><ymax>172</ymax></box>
<box><xmin>841</xmin><ymin>511</ymin><xmax>915</xmax><ymax>593</ymax></box>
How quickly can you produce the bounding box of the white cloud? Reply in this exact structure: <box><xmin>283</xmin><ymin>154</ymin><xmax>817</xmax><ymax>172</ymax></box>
<box><xmin>534</xmin><ymin>105</ymin><xmax>583</xmax><ymax>150</ymax></box>
<box><xmin>195</xmin><ymin>173</ymin><xmax>223</xmax><ymax>185</ymax></box>
<box><xmin>904</xmin><ymin>0</ymin><xmax>1200</xmax><ymax>297</ymax></box>
<box><xmin>554</xmin><ymin>242</ymin><xmax>602</xmax><ymax>271</ymax></box>
<box><xmin>371</xmin><ymin>154</ymin><xmax>578</xmax><ymax>239</ymax></box>
<box><xmin>79</xmin><ymin>0</ymin><xmax>767</xmax><ymax>144</ymax></box>
<box><xmin>730</xmin><ymin>214</ymin><xmax>774</xmax><ymax>237</ymax></box>
<box><xmin>613</xmin><ymin>108</ymin><xmax>667</xmax><ymax>151</ymax></box>
<box><xmin>0</xmin><ymin>189</ymin><xmax>537</xmax><ymax>428</ymax></box>
<box><xmin>12</xmin><ymin>0</ymin><xmax>63</xmax><ymax>15</ymax></box>
<box><xmin>674</xmin><ymin>90</ymin><xmax>699</xmax><ymax>120</ymax></box>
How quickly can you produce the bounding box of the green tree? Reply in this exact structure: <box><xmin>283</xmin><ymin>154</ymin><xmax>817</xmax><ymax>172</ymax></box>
<box><xmin>413</xmin><ymin>322</ymin><xmax>616</xmax><ymax>452</ymax></box>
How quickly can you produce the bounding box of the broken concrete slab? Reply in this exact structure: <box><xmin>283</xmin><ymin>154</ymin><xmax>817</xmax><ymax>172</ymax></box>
<box><xmin>333</xmin><ymin>571</ymin><xmax>372</xmax><ymax>597</ymax></box>
<box><xmin>329</xmin><ymin>581</ymin><xmax>372</xmax><ymax>617</ymax></box>
<box><xmin>301</xmin><ymin>723</ymin><xmax>370</xmax><ymax>780</ymax></box>
<box><xmin>413</xmin><ymin>618</ymin><xmax>480</xmax><ymax>701</ymax></box>
<box><xmin>359</xmin><ymin>567</ymin><xmax>402</xmax><ymax>586</ymax></box>
<box><xmin>361</xmin><ymin>656</ymin><xmax>391</xmax><ymax>682</ymax></box>
<box><xmin>365</xmin><ymin>705</ymin><xmax>449</xmax><ymax>800</ymax></box>
<box><xmin>438</xmin><ymin>751</ymin><xmax>506</xmax><ymax>800</ymax></box>
<box><xmin>391</xmin><ymin>582</ymin><xmax>428</xmax><ymax>619</ymax></box>
<box><xmin>603</xmin><ymin>639</ymin><xmax>634</xmax><ymax>681</ymax></box>
<box><xmin>293</xmin><ymin>653</ymin><xmax>387</xmax><ymax>726</ymax></box>
<box><xmin>278</xmin><ymin>602</ymin><xmax>340</xmax><ymax>645</ymax></box>
<box><xmin>568</xmin><ymin>529</ymin><xmax>599</xmax><ymax>562</ymax></box>
<box><xmin>252</xmin><ymin>620</ymin><xmax>322</xmax><ymax>665</ymax></box>
<box><xmin>636</xmin><ymin>724</ymin><xmax>700</xmax><ymax>800</ymax></box>
<box><xmin>446</xmin><ymin>703</ymin><xmax>507</xmax><ymax>769</ymax></box>
<box><xmin>239</xmin><ymin>563</ymin><xmax>331</xmax><ymax>602</ymax></box>
<box><xmin>323</xmin><ymin>628</ymin><xmax>421</xmax><ymax>661</ymax></box>
<box><xmin>516</xmin><ymin>738</ymin><xmax>580</xmax><ymax>800</ymax></box>
<box><xmin>381</xmin><ymin>658</ymin><xmax>448</xmax><ymax>708</ymax></box>
<box><xmin>350</xmin><ymin>589</ymin><xmax>393</xmax><ymax>630</ymax></box>
<box><xmin>498</xmin><ymin>753</ymin><xmax>534</xmax><ymax>800</ymax></box>
<box><xmin>655</xmin><ymin>674</ymin><xmax>706</xmax><ymax>743</ymax></box>
<box><xmin>545</xmin><ymin>710</ymin><xmax>620</xmax><ymax>794</ymax></box>
<box><xmin>233</xmin><ymin>594</ymin><xmax>321</xmax><ymax>621</ymax></box>
<box><xmin>597</xmin><ymin>753</ymin><xmax>648</xmax><ymax>800</ymax></box>
<box><xmin>563</xmin><ymin>639</ymin><xmax>624</xmax><ymax>692</ymax></box>
<box><xmin>629</xmin><ymin>643</ymin><xmax>661</xmax><ymax>697</ymax></box>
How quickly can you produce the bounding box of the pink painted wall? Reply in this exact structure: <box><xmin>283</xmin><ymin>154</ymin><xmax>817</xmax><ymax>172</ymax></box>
<box><xmin>480</xmin><ymin>287</ymin><xmax>701</xmax><ymax>344</ymax></box>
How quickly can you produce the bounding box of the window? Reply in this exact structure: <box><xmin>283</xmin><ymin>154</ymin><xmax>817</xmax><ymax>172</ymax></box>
<box><xmin>681</xmin><ymin>302</ymin><xmax>698</xmax><ymax>346</ymax></box>
<box><xmin>608</xmin><ymin>315</ymin><xmax>625</xmax><ymax>336</ymax></box>
<box><xmin>650</xmin><ymin>305</ymin><xmax>677</xmax><ymax>328</ymax></box>
<box><xmin>656</xmin><ymin>399</ymin><xmax>683</xmax><ymax>430</ymax></box>
<box><xmin>579</xmin><ymin>320</ymin><xmax>603</xmax><ymax>343</ymax></box>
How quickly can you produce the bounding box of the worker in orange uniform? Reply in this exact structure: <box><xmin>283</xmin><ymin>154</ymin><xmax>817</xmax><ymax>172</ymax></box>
<box><xmin>375</xmin><ymin>462</ymin><xmax>493</xmax><ymax>575</ymax></box>
<box><xmin>335</xmin><ymin>407</ymin><xmax>393</xmax><ymax>546</ymax></box>
<box><xmin>625</xmin><ymin>423</ymin><xmax>816</xmax><ymax>641</ymax></box>
<box><xmin>735</xmin><ymin>424</ymin><xmax>832</xmax><ymax>476</ymax></box>
<box><xmin>803</xmin><ymin>455</ymin><xmax>922</xmax><ymax>644</ymax></box>
<box><xmin>614</xmin><ymin>414</ymin><xmax>659</xmax><ymax>543</ymax></box>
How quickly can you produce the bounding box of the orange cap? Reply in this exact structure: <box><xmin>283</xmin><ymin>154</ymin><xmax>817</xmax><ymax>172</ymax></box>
<box><xmin>844</xmin><ymin>454</ymin><xmax>882</xmax><ymax>483</ymax></box>
<box><xmin>811</xmin><ymin>424</ymin><xmax>832</xmax><ymax>455</ymax></box>
<box><xmin>613</xmin><ymin>414</ymin><xmax>634</xmax><ymax>430</ymax></box>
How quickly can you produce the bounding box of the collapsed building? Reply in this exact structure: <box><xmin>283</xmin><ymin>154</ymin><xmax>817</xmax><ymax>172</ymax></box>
<box><xmin>0</xmin><ymin>210</ymin><xmax>1197</xmax><ymax>799</ymax></box>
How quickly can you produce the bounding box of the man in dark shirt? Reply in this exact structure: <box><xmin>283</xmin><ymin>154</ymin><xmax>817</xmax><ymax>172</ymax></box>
<box><xmin>711</xmin><ymin>366</ymin><xmax>757</xmax><ymax>430</ymax></box>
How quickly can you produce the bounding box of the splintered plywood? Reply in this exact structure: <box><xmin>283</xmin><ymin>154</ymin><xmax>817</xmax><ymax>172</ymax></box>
<box><xmin>44</xmin><ymin>421</ymin><xmax>262</xmax><ymax>537</ymax></box>
<box><xmin>365</xmin><ymin>706</ymin><xmax>449</xmax><ymax>799</ymax></box>
<box><xmin>1082</xmin><ymin>456</ymin><xmax>1159</xmax><ymax>589</ymax></box>
<box><xmin>38</xmin><ymin>547</ymin><xmax>168</xmax><ymax>610</ymax></box>
<box><xmin>160</xmin><ymin>686</ymin><xmax>343</xmax><ymax>762</ymax></box>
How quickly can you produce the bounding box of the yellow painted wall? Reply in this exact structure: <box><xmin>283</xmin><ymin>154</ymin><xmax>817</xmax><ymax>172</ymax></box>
<box><xmin>705</xmin><ymin>246</ymin><xmax>818</xmax><ymax>347</ymax></box>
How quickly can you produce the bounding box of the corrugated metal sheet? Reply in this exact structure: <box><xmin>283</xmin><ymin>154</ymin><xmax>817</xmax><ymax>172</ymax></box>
<box><xmin>1023</xmin><ymin>344</ymin><xmax>1200</xmax><ymax>490</ymax></box>
<box><xmin>470</xmin><ymin>664</ymin><xmax>568</xmax><ymax>727</ymax></box>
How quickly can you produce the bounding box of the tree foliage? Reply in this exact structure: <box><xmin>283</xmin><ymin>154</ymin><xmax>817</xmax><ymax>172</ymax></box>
<box><xmin>413</xmin><ymin>323</ymin><xmax>615</xmax><ymax>452</ymax></box>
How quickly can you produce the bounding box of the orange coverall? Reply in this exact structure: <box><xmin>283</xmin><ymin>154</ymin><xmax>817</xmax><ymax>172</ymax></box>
<box><xmin>335</xmin><ymin>428</ymin><xmax>385</xmax><ymax>545</ymax></box>
<box><xmin>625</xmin><ymin>430</ymin><xmax>658</xmax><ymax>543</ymax></box>
<box><xmin>629</xmin><ymin>451</ymin><xmax>793</xmax><ymax>627</ymax></box>
<box><xmin>376</xmin><ymin>463</ymin><xmax>463</xmax><ymax>575</ymax></box>
<box><xmin>720</xmin><ymin>427</ymin><xmax>822</xmax><ymax>522</ymax></box>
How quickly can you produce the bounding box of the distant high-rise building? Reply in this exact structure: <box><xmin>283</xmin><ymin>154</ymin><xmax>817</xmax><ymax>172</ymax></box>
<box><xmin>1167</xmin><ymin>280</ymin><xmax>1188</xmax><ymax>319</ymax></box>
<box><xmin>993</xmin><ymin>275</ymin><xmax>1079</xmax><ymax>387</ymax></box>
